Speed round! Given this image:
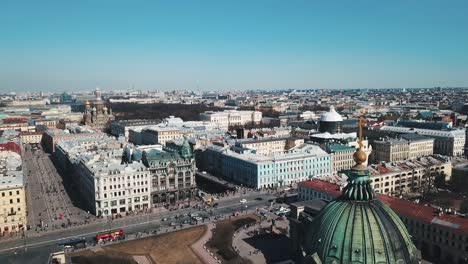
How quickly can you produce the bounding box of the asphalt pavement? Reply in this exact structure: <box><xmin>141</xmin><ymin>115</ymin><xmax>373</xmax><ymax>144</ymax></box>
<box><xmin>0</xmin><ymin>192</ymin><xmax>276</xmax><ymax>264</ymax></box>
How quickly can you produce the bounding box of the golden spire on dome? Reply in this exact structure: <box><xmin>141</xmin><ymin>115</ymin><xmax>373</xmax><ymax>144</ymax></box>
<box><xmin>352</xmin><ymin>116</ymin><xmax>367</xmax><ymax>170</ymax></box>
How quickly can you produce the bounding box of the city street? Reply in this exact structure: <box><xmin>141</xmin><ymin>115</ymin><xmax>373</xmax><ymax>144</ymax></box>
<box><xmin>22</xmin><ymin>145</ymin><xmax>94</xmax><ymax>233</ymax></box>
<box><xmin>0</xmin><ymin>192</ymin><xmax>276</xmax><ymax>264</ymax></box>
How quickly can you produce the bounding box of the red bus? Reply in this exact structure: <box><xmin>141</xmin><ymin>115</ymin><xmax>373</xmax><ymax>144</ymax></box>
<box><xmin>96</xmin><ymin>229</ymin><xmax>124</xmax><ymax>242</ymax></box>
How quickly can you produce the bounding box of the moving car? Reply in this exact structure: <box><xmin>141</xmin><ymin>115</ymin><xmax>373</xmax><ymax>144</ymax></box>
<box><xmin>240</xmin><ymin>199</ymin><xmax>247</xmax><ymax>204</ymax></box>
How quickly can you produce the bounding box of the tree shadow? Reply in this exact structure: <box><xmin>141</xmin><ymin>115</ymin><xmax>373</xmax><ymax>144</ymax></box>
<box><xmin>243</xmin><ymin>233</ymin><xmax>293</xmax><ymax>264</ymax></box>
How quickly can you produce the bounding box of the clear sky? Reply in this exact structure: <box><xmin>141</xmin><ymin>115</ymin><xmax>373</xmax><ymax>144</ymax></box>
<box><xmin>1</xmin><ymin>0</ymin><xmax>468</xmax><ymax>92</ymax></box>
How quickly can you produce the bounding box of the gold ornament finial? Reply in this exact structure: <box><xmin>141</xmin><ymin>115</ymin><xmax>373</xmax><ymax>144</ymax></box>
<box><xmin>353</xmin><ymin>116</ymin><xmax>367</xmax><ymax>166</ymax></box>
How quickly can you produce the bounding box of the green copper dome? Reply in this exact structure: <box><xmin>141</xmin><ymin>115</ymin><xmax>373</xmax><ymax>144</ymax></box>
<box><xmin>180</xmin><ymin>137</ymin><xmax>193</xmax><ymax>159</ymax></box>
<box><xmin>302</xmin><ymin>134</ymin><xmax>420</xmax><ymax>263</ymax></box>
<box><xmin>303</xmin><ymin>199</ymin><xmax>420</xmax><ymax>263</ymax></box>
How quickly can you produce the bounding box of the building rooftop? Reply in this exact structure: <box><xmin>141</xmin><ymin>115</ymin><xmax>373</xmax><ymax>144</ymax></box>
<box><xmin>84</xmin><ymin>158</ymin><xmax>147</xmax><ymax>175</ymax></box>
<box><xmin>112</xmin><ymin>119</ymin><xmax>161</xmax><ymax>126</ymax></box>
<box><xmin>327</xmin><ymin>143</ymin><xmax>355</xmax><ymax>153</ymax></box>
<box><xmin>311</xmin><ymin>132</ymin><xmax>357</xmax><ymax>140</ymax></box>
<box><xmin>380</xmin><ymin>126</ymin><xmax>465</xmax><ymax>137</ymax></box>
<box><xmin>0</xmin><ymin>154</ymin><xmax>24</xmax><ymax>189</ymax></box>
<box><xmin>373</xmin><ymin>137</ymin><xmax>409</xmax><ymax>145</ymax></box>
<box><xmin>221</xmin><ymin>143</ymin><xmax>329</xmax><ymax>164</ymax></box>
<box><xmin>237</xmin><ymin>136</ymin><xmax>291</xmax><ymax>144</ymax></box>
<box><xmin>400</xmin><ymin>133</ymin><xmax>434</xmax><ymax>142</ymax></box>
<box><xmin>298</xmin><ymin>179</ymin><xmax>342</xmax><ymax>197</ymax></box>
<box><xmin>299</xmin><ymin>179</ymin><xmax>468</xmax><ymax>234</ymax></box>
<box><xmin>396</xmin><ymin>120</ymin><xmax>451</xmax><ymax>130</ymax></box>
<box><xmin>368</xmin><ymin>155</ymin><xmax>450</xmax><ymax>176</ymax></box>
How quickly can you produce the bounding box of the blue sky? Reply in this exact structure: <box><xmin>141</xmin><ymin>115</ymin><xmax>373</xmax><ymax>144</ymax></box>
<box><xmin>1</xmin><ymin>1</ymin><xmax>467</xmax><ymax>92</ymax></box>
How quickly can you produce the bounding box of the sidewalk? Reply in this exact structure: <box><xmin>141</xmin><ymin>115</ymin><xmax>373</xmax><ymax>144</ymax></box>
<box><xmin>232</xmin><ymin>219</ymin><xmax>269</xmax><ymax>264</ymax></box>
<box><xmin>0</xmin><ymin>206</ymin><xmax>170</xmax><ymax>243</ymax></box>
<box><xmin>190</xmin><ymin>223</ymin><xmax>218</xmax><ymax>264</ymax></box>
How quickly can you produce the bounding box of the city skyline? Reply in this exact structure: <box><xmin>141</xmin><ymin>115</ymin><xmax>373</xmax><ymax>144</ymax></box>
<box><xmin>1</xmin><ymin>1</ymin><xmax>468</xmax><ymax>92</ymax></box>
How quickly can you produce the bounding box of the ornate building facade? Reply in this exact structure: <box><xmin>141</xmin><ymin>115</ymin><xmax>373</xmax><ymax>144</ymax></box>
<box><xmin>83</xmin><ymin>88</ymin><xmax>114</xmax><ymax>130</ymax></box>
<box><xmin>141</xmin><ymin>139</ymin><xmax>197</xmax><ymax>205</ymax></box>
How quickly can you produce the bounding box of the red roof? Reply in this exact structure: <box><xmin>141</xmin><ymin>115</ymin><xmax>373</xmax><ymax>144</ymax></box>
<box><xmin>0</xmin><ymin>142</ymin><xmax>22</xmax><ymax>156</ymax></box>
<box><xmin>375</xmin><ymin>164</ymin><xmax>391</xmax><ymax>174</ymax></box>
<box><xmin>298</xmin><ymin>180</ymin><xmax>342</xmax><ymax>197</ymax></box>
<box><xmin>299</xmin><ymin>179</ymin><xmax>468</xmax><ymax>234</ymax></box>
<box><xmin>2</xmin><ymin>117</ymin><xmax>28</xmax><ymax>124</ymax></box>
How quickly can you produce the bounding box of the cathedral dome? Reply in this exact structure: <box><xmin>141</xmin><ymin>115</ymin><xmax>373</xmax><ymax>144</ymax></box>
<box><xmin>303</xmin><ymin>198</ymin><xmax>420</xmax><ymax>264</ymax></box>
<box><xmin>320</xmin><ymin>106</ymin><xmax>343</xmax><ymax>122</ymax></box>
<box><xmin>302</xmin><ymin>117</ymin><xmax>420</xmax><ymax>263</ymax></box>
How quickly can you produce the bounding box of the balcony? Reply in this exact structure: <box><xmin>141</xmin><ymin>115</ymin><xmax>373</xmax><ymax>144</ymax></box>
<box><xmin>8</xmin><ymin>211</ymin><xmax>17</xmax><ymax>216</ymax></box>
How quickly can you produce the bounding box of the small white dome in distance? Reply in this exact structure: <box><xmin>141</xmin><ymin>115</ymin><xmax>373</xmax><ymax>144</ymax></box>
<box><xmin>320</xmin><ymin>106</ymin><xmax>343</xmax><ymax>122</ymax></box>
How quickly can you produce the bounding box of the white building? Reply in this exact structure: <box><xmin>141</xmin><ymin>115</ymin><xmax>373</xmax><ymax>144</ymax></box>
<box><xmin>199</xmin><ymin>110</ymin><xmax>262</xmax><ymax>129</ymax></box>
<box><xmin>368</xmin><ymin>156</ymin><xmax>452</xmax><ymax>195</ymax></box>
<box><xmin>371</xmin><ymin>134</ymin><xmax>434</xmax><ymax>163</ymax></box>
<box><xmin>76</xmin><ymin>157</ymin><xmax>151</xmax><ymax>216</ymax></box>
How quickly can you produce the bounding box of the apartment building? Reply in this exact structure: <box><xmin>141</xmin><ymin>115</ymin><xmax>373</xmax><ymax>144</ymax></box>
<box><xmin>19</xmin><ymin>131</ymin><xmax>43</xmax><ymax>144</ymax></box>
<box><xmin>372</xmin><ymin>138</ymin><xmax>410</xmax><ymax>162</ymax></box>
<box><xmin>140</xmin><ymin>127</ymin><xmax>184</xmax><ymax>146</ymax></box>
<box><xmin>368</xmin><ymin>156</ymin><xmax>452</xmax><ymax>195</ymax></box>
<box><xmin>324</xmin><ymin>144</ymin><xmax>356</xmax><ymax>174</ymax></box>
<box><xmin>41</xmin><ymin>128</ymin><xmax>106</xmax><ymax>153</ymax></box>
<box><xmin>76</xmin><ymin>157</ymin><xmax>151</xmax><ymax>216</ymax></box>
<box><xmin>371</xmin><ymin>134</ymin><xmax>434</xmax><ymax>163</ymax></box>
<box><xmin>0</xmin><ymin>152</ymin><xmax>27</xmax><ymax>234</ymax></box>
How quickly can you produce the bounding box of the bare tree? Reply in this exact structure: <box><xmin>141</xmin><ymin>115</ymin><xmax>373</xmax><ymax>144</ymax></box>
<box><xmin>421</xmin><ymin>168</ymin><xmax>438</xmax><ymax>195</ymax></box>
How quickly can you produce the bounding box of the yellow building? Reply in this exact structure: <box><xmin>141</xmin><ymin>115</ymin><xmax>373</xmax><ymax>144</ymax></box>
<box><xmin>0</xmin><ymin>152</ymin><xmax>27</xmax><ymax>234</ymax></box>
<box><xmin>20</xmin><ymin>131</ymin><xmax>43</xmax><ymax>144</ymax></box>
<box><xmin>368</xmin><ymin>156</ymin><xmax>451</xmax><ymax>195</ymax></box>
